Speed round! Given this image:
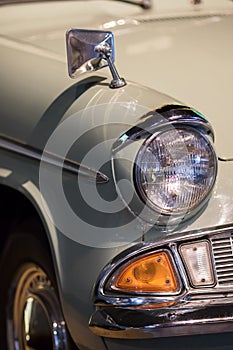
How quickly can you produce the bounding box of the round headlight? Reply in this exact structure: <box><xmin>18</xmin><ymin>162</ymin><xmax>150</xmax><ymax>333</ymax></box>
<box><xmin>134</xmin><ymin>126</ymin><xmax>217</xmax><ymax>217</ymax></box>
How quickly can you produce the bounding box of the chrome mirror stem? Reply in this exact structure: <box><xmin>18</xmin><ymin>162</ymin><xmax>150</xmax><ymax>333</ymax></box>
<box><xmin>95</xmin><ymin>44</ymin><xmax>126</xmax><ymax>89</ymax></box>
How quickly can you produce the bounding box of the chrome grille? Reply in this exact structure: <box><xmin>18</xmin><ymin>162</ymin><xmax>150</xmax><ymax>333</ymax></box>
<box><xmin>211</xmin><ymin>234</ymin><xmax>233</xmax><ymax>286</ymax></box>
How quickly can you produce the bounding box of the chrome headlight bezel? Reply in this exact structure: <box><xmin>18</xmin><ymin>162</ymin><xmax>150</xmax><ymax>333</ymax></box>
<box><xmin>112</xmin><ymin>105</ymin><xmax>218</xmax><ymax>226</ymax></box>
<box><xmin>134</xmin><ymin>125</ymin><xmax>217</xmax><ymax>218</ymax></box>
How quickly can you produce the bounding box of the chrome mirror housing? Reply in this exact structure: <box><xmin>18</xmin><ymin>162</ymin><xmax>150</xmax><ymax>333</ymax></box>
<box><xmin>66</xmin><ymin>29</ymin><xmax>126</xmax><ymax>88</ymax></box>
<box><xmin>66</xmin><ymin>29</ymin><xmax>114</xmax><ymax>77</ymax></box>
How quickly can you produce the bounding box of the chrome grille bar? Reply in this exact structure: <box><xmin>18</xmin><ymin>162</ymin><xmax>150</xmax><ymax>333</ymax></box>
<box><xmin>211</xmin><ymin>234</ymin><xmax>233</xmax><ymax>286</ymax></box>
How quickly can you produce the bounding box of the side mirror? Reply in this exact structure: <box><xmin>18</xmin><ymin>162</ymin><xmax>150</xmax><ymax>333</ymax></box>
<box><xmin>66</xmin><ymin>29</ymin><xmax>126</xmax><ymax>89</ymax></box>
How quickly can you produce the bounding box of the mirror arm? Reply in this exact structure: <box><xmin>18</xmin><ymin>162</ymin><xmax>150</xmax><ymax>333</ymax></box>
<box><xmin>95</xmin><ymin>44</ymin><xmax>127</xmax><ymax>89</ymax></box>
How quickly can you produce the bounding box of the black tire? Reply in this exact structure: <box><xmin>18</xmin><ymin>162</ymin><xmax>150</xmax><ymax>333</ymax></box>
<box><xmin>0</xmin><ymin>218</ymin><xmax>76</xmax><ymax>350</ymax></box>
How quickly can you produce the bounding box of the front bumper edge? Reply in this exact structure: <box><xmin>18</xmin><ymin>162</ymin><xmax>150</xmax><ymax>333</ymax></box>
<box><xmin>89</xmin><ymin>304</ymin><xmax>233</xmax><ymax>339</ymax></box>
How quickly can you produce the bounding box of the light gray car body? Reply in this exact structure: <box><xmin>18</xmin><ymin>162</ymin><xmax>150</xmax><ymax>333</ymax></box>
<box><xmin>0</xmin><ymin>1</ymin><xmax>233</xmax><ymax>350</ymax></box>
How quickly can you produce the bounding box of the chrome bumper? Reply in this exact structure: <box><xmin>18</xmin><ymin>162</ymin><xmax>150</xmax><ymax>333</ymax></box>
<box><xmin>90</xmin><ymin>301</ymin><xmax>233</xmax><ymax>339</ymax></box>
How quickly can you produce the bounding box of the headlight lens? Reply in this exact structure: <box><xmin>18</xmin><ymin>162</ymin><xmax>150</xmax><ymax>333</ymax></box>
<box><xmin>134</xmin><ymin>127</ymin><xmax>217</xmax><ymax>217</ymax></box>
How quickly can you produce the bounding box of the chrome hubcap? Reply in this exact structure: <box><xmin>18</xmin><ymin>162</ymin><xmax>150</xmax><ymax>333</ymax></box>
<box><xmin>7</xmin><ymin>263</ymin><xmax>68</xmax><ymax>350</ymax></box>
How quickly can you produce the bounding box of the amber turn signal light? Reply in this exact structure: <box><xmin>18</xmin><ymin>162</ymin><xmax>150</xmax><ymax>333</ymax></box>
<box><xmin>115</xmin><ymin>251</ymin><xmax>178</xmax><ymax>293</ymax></box>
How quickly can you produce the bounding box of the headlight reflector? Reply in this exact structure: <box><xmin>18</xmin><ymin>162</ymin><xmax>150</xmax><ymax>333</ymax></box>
<box><xmin>134</xmin><ymin>127</ymin><xmax>217</xmax><ymax>217</ymax></box>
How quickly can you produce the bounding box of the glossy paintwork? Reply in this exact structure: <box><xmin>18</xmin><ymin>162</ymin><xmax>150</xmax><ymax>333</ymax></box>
<box><xmin>0</xmin><ymin>0</ymin><xmax>232</xmax><ymax>156</ymax></box>
<box><xmin>0</xmin><ymin>1</ymin><xmax>233</xmax><ymax>349</ymax></box>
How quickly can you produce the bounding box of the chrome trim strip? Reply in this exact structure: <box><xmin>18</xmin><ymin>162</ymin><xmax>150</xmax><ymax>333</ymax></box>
<box><xmin>0</xmin><ymin>134</ymin><xmax>109</xmax><ymax>184</ymax></box>
<box><xmin>115</xmin><ymin>0</ymin><xmax>152</xmax><ymax>9</ymax></box>
<box><xmin>137</xmin><ymin>9</ymin><xmax>233</xmax><ymax>24</ymax></box>
<box><xmin>112</xmin><ymin>105</ymin><xmax>214</xmax><ymax>153</ymax></box>
<box><xmin>218</xmin><ymin>157</ymin><xmax>233</xmax><ymax>162</ymax></box>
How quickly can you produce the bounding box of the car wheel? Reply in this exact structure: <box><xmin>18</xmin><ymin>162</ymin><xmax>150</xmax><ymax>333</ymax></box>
<box><xmin>0</xmin><ymin>219</ymin><xmax>74</xmax><ymax>350</ymax></box>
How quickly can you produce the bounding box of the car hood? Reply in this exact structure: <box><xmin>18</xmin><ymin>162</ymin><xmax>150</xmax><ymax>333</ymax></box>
<box><xmin>114</xmin><ymin>5</ymin><xmax>233</xmax><ymax>159</ymax></box>
<box><xmin>0</xmin><ymin>0</ymin><xmax>232</xmax><ymax>158</ymax></box>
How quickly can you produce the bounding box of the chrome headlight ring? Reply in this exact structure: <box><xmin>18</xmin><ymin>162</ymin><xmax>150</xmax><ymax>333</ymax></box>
<box><xmin>112</xmin><ymin>105</ymin><xmax>218</xmax><ymax>226</ymax></box>
<box><xmin>134</xmin><ymin>125</ymin><xmax>217</xmax><ymax>217</ymax></box>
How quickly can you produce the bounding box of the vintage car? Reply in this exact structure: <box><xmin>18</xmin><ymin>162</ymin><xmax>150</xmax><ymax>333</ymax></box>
<box><xmin>0</xmin><ymin>0</ymin><xmax>233</xmax><ymax>349</ymax></box>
